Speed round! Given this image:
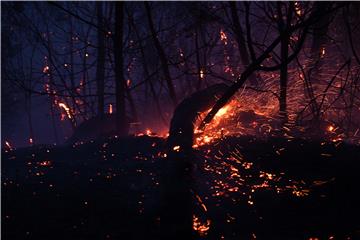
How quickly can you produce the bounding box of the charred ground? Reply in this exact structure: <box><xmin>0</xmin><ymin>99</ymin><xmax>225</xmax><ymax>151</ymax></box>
<box><xmin>2</xmin><ymin>135</ymin><xmax>360</xmax><ymax>240</ymax></box>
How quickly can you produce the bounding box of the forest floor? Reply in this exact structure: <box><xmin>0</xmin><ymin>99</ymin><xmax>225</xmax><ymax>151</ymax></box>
<box><xmin>2</xmin><ymin>135</ymin><xmax>360</xmax><ymax>240</ymax></box>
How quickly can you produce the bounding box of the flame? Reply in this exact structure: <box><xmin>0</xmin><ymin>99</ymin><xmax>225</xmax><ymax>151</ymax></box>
<box><xmin>58</xmin><ymin>102</ymin><xmax>72</xmax><ymax>119</ymax></box>
<box><xmin>327</xmin><ymin>125</ymin><xmax>335</xmax><ymax>132</ymax></box>
<box><xmin>215</xmin><ymin>105</ymin><xmax>231</xmax><ymax>118</ymax></box>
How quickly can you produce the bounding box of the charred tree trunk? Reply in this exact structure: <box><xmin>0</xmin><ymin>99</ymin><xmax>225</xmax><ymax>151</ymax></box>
<box><xmin>144</xmin><ymin>2</ymin><xmax>178</xmax><ymax>107</ymax></box>
<box><xmin>114</xmin><ymin>2</ymin><xmax>128</xmax><ymax>136</ymax></box>
<box><xmin>277</xmin><ymin>2</ymin><xmax>293</xmax><ymax>124</ymax></box>
<box><xmin>163</xmin><ymin>83</ymin><xmax>228</xmax><ymax>240</ymax></box>
<box><xmin>96</xmin><ymin>2</ymin><xmax>105</xmax><ymax>117</ymax></box>
<box><xmin>279</xmin><ymin>32</ymin><xmax>289</xmax><ymax>123</ymax></box>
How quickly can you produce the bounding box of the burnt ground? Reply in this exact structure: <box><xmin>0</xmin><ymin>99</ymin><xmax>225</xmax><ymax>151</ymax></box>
<box><xmin>2</xmin><ymin>135</ymin><xmax>360</xmax><ymax>240</ymax></box>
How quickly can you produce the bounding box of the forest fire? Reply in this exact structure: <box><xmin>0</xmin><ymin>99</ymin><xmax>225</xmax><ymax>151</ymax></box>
<box><xmin>2</xmin><ymin>1</ymin><xmax>360</xmax><ymax>240</ymax></box>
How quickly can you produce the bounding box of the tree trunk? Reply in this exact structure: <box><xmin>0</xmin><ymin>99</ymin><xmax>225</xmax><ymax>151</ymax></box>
<box><xmin>164</xmin><ymin>83</ymin><xmax>229</xmax><ymax>240</ymax></box>
<box><xmin>229</xmin><ymin>1</ymin><xmax>258</xmax><ymax>86</ymax></box>
<box><xmin>279</xmin><ymin>31</ymin><xmax>289</xmax><ymax>123</ymax></box>
<box><xmin>96</xmin><ymin>2</ymin><xmax>105</xmax><ymax>117</ymax></box>
<box><xmin>144</xmin><ymin>2</ymin><xmax>178</xmax><ymax>107</ymax></box>
<box><xmin>114</xmin><ymin>2</ymin><xmax>128</xmax><ymax>136</ymax></box>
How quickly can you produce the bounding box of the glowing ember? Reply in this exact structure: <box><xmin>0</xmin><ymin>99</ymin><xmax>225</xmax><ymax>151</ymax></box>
<box><xmin>294</xmin><ymin>2</ymin><xmax>302</xmax><ymax>16</ymax></box>
<box><xmin>42</xmin><ymin>66</ymin><xmax>50</xmax><ymax>74</ymax></box>
<box><xmin>220</xmin><ymin>29</ymin><xmax>228</xmax><ymax>45</ymax></box>
<box><xmin>5</xmin><ymin>141</ymin><xmax>13</xmax><ymax>150</ymax></box>
<box><xmin>320</xmin><ymin>47</ymin><xmax>326</xmax><ymax>57</ymax></box>
<box><xmin>200</xmin><ymin>69</ymin><xmax>205</xmax><ymax>79</ymax></box>
<box><xmin>109</xmin><ymin>104</ymin><xmax>113</xmax><ymax>114</ymax></box>
<box><xmin>215</xmin><ymin>105</ymin><xmax>231</xmax><ymax>118</ymax></box>
<box><xmin>38</xmin><ymin>160</ymin><xmax>52</xmax><ymax>166</ymax></box>
<box><xmin>173</xmin><ymin>145</ymin><xmax>180</xmax><ymax>152</ymax></box>
<box><xmin>192</xmin><ymin>215</ymin><xmax>211</xmax><ymax>236</ymax></box>
<box><xmin>327</xmin><ymin>125</ymin><xmax>334</xmax><ymax>132</ymax></box>
<box><xmin>58</xmin><ymin>103</ymin><xmax>72</xmax><ymax>119</ymax></box>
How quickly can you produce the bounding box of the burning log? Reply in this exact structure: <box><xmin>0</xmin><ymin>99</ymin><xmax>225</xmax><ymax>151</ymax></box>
<box><xmin>168</xmin><ymin>83</ymin><xmax>229</xmax><ymax>152</ymax></box>
<box><xmin>161</xmin><ymin>83</ymin><xmax>228</xmax><ymax>239</ymax></box>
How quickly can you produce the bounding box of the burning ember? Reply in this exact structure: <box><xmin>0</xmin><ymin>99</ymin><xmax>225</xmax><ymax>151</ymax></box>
<box><xmin>58</xmin><ymin>102</ymin><xmax>72</xmax><ymax>119</ymax></box>
<box><xmin>192</xmin><ymin>214</ymin><xmax>211</xmax><ymax>236</ymax></box>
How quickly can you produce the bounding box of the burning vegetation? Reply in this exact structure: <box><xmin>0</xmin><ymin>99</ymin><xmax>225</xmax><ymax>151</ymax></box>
<box><xmin>2</xmin><ymin>1</ymin><xmax>360</xmax><ymax>240</ymax></box>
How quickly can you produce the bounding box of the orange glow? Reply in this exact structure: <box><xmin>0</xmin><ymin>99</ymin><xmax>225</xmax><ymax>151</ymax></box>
<box><xmin>320</xmin><ymin>47</ymin><xmax>326</xmax><ymax>57</ymax></box>
<box><xmin>58</xmin><ymin>103</ymin><xmax>72</xmax><ymax>119</ymax></box>
<box><xmin>5</xmin><ymin>141</ymin><xmax>12</xmax><ymax>150</ymax></box>
<box><xmin>109</xmin><ymin>104</ymin><xmax>113</xmax><ymax>114</ymax></box>
<box><xmin>42</xmin><ymin>66</ymin><xmax>49</xmax><ymax>73</ymax></box>
<box><xmin>294</xmin><ymin>2</ymin><xmax>302</xmax><ymax>16</ymax></box>
<box><xmin>192</xmin><ymin>215</ymin><xmax>211</xmax><ymax>236</ymax></box>
<box><xmin>327</xmin><ymin>125</ymin><xmax>334</xmax><ymax>132</ymax></box>
<box><xmin>220</xmin><ymin>29</ymin><xmax>228</xmax><ymax>45</ymax></box>
<box><xmin>200</xmin><ymin>69</ymin><xmax>205</xmax><ymax>79</ymax></box>
<box><xmin>39</xmin><ymin>160</ymin><xmax>52</xmax><ymax>166</ymax></box>
<box><xmin>215</xmin><ymin>105</ymin><xmax>231</xmax><ymax>118</ymax></box>
<box><xmin>173</xmin><ymin>145</ymin><xmax>180</xmax><ymax>152</ymax></box>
